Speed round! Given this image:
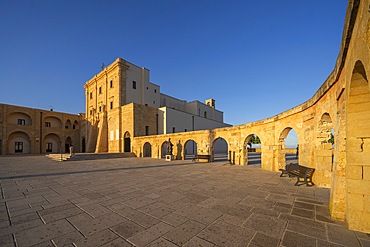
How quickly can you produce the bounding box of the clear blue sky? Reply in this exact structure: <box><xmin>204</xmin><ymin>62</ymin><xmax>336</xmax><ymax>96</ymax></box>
<box><xmin>0</xmin><ymin>1</ymin><xmax>347</xmax><ymax>126</ymax></box>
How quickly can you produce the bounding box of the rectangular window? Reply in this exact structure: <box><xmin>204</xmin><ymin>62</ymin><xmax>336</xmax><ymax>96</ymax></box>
<box><xmin>185</xmin><ymin>129</ymin><xmax>187</xmax><ymax>132</ymax></box>
<box><xmin>15</xmin><ymin>142</ymin><xmax>23</xmax><ymax>153</ymax></box>
<box><xmin>133</xmin><ymin>81</ymin><xmax>136</xmax><ymax>89</ymax></box>
<box><xmin>90</xmin><ymin>110</ymin><xmax>93</xmax><ymax>115</ymax></box>
<box><xmin>99</xmin><ymin>106</ymin><xmax>102</xmax><ymax>112</ymax></box>
<box><xmin>18</xmin><ymin>119</ymin><xmax>25</xmax><ymax>125</ymax></box>
<box><xmin>46</xmin><ymin>143</ymin><xmax>52</xmax><ymax>152</ymax></box>
<box><xmin>45</xmin><ymin>122</ymin><xmax>51</xmax><ymax>127</ymax></box>
<box><xmin>90</xmin><ymin>92</ymin><xmax>93</xmax><ymax>99</ymax></box>
<box><xmin>110</xmin><ymin>101</ymin><xmax>113</xmax><ymax>109</ymax></box>
<box><xmin>172</xmin><ymin>127</ymin><xmax>175</xmax><ymax>133</ymax></box>
<box><xmin>110</xmin><ymin>80</ymin><xmax>113</xmax><ymax>88</ymax></box>
<box><xmin>116</xmin><ymin>129</ymin><xmax>119</xmax><ymax>140</ymax></box>
<box><xmin>145</xmin><ymin>126</ymin><xmax>149</xmax><ymax>136</ymax></box>
<box><xmin>73</xmin><ymin>125</ymin><xmax>75</xmax><ymax>129</ymax></box>
<box><xmin>99</xmin><ymin>87</ymin><xmax>102</xmax><ymax>94</ymax></box>
<box><xmin>110</xmin><ymin>130</ymin><xmax>114</xmax><ymax>141</ymax></box>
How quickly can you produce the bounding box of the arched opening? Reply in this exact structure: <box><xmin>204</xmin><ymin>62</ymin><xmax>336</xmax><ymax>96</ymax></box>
<box><xmin>143</xmin><ymin>142</ymin><xmax>152</xmax><ymax>157</ymax></box>
<box><xmin>7</xmin><ymin>131</ymin><xmax>31</xmax><ymax>154</ymax></box>
<box><xmin>243</xmin><ymin>134</ymin><xmax>262</xmax><ymax>167</ymax></box>
<box><xmin>73</xmin><ymin>120</ymin><xmax>79</xmax><ymax>130</ymax></box>
<box><xmin>161</xmin><ymin>141</ymin><xmax>169</xmax><ymax>158</ymax></box>
<box><xmin>44</xmin><ymin>116</ymin><xmax>62</xmax><ymax>128</ymax></box>
<box><xmin>65</xmin><ymin>119</ymin><xmax>72</xmax><ymax>129</ymax></box>
<box><xmin>346</xmin><ymin>60</ymin><xmax>370</xmax><ymax>228</ymax></box>
<box><xmin>81</xmin><ymin>137</ymin><xmax>86</xmax><ymax>153</ymax></box>
<box><xmin>316</xmin><ymin>112</ymin><xmax>334</xmax><ymax>187</ymax></box>
<box><xmin>184</xmin><ymin>140</ymin><xmax>197</xmax><ymax>160</ymax></box>
<box><xmin>44</xmin><ymin>133</ymin><xmax>61</xmax><ymax>154</ymax></box>
<box><xmin>212</xmin><ymin>137</ymin><xmax>228</xmax><ymax>162</ymax></box>
<box><xmin>124</xmin><ymin>132</ymin><xmax>131</xmax><ymax>152</ymax></box>
<box><xmin>65</xmin><ymin>136</ymin><xmax>72</xmax><ymax>153</ymax></box>
<box><xmin>8</xmin><ymin>112</ymin><xmax>32</xmax><ymax>126</ymax></box>
<box><xmin>278</xmin><ymin>127</ymin><xmax>299</xmax><ymax>170</ymax></box>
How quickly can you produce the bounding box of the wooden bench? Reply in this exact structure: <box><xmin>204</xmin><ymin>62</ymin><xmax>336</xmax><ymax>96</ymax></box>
<box><xmin>192</xmin><ymin>154</ymin><xmax>211</xmax><ymax>162</ymax></box>
<box><xmin>279</xmin><ymin>163</ymin><xmax>299</xmax><ymax>177</ymax></box>
<box><xmin>280</xmin><ymin>163</ymin><xmax>315</xmax><ymax>186</ymax></box>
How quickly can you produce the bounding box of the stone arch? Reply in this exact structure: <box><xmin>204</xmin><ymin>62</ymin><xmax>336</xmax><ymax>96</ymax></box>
<box><xmin>346</xmin><ymin>60</ymin><xmax>370</xmax><ymax>228</ymax></box>
<box><xmin>7</xmin><ymin>131</ymin><xmax>31</xmax><ymax>154</ymax></box>
<box><xmin>65</xmin><ymin>119</ymin><xmax>72</xmax><ymax>129</ymax></box>
<box><xmin>124</xmin><ymin>131</ymin><xmax>131</xmax><ymax>152</ymax></box>
<box><xmin>65</xmin><ymin>136</ymin><xmax>72</xmax><ymax>153</ymax></box>
<box><xmin>212</xmin><ymin>137</ymin><xmax>228</xmax><ymax>162</ymax></box>
<box><xmin>44</xmin><ymin>133</ymin><xmax>61</xmax><ymax>154</ymax></box>
<box><xmin>315</xmin><ymin>112</ymin><xmax>334</xmax><ymax>187</ymax></box>
<box><xmin>73</xmin><ymin>120</ymin><xmax>79</xmax><ymax>129</ymax></box>
<box><xmin>183</xmin><ymin>139</ymin><xmax>198</xmax><ymax>160</ymax></box>
<box><xmin>8</xmin><ymin>112</ymin><xmax>32</xmax><ymax>126</ymax></box>
<box><xmin>81</xmin><ymin>136</ymin><xmax>86</xmax><ymax>153</ymax></box>
<box><xmin>143</xmin><ymin>142</ymin><xmax>152</xmax><ymax>157</ymax></box>
<box><xmin>243</xmin><ymin>134</ymin><xmax>262</xmax><ymax>166</ymax></box>
<box><xmin>44</xmin><ymin>116</ymin><xmax>62</xmax><ymax>128</ymax></box>
<box><xmin>277</xmin><ymin>127</ymin><xmax>299</xmax><ymax>170</ymax></box>
<box><xmin>161</xmin><ymin>140</ymin><xmax>169</xmax><ymax>158</ymax></box>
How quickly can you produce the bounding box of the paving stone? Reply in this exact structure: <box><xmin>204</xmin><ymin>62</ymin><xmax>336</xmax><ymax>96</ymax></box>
<box><xmin>183</xmin><ymin>236</ymin><xmax>215</xmax><ymax>247</ymax></box>
<box><xmin>295</xmin><ymin>197</ymin><xmax>324</xmax><ymax>205</ymax></box>
<box><xmin>128</xmin><ymin>222</ymin><xmax>174</xmax><ymax>246</ymax></box>
<box><xmin>146</xmin><ymin>237</ymin><xmax>179</xmax><ymax>247</ymax></box>
<box><xmin>216</xmin><ymin>214</ymin><xmax>246</xmax><ymax>227</ymax></box>
<box><xmin>359</xmin><ymin>238</ymin><xmax>370</xmax><ymax>247</ymax></box>
<box><xmin>123</xmin><ymin>196</ymin><xmax>157</xmax><ymax>209</ymax></box>
<box><xmin>138</xmin><ymin>201</ymin><xmax>167</xmax><ymax>213</ymax></box>
<box><xmin>79</xmin><ymin>203</ymin><xmax>112</xmax><ymax>217</ymax></box>
<box><xmin>316</xmin><ymin>239</ymin><xmax>347</xmax><ymax>247</ymax></box>
<box><xmin>251</xmin><ymin>232</ymin><xmax>280</xmax><ymax>247</ymax></box>
<box><xmin>111</xmin><ymin>204</ymin><xmax>160</xmax><ymax>229</ymax></box>
<box><xmin>242</xmin><ymin>213</ymin><xmax>287</xmax><ymax>238</ymax></box>
<box><xmin>173</xmin><ymin>203</ymin><xmax>202</xmax><ymax>217</ymax></box>
<box><xmin>161</xmin><ymin>212</ymin><xmax>189</xmax><ymax>227</ymax></box>
<box><xmin>163</xmin><ymin>220</ymin><xmax>206</xmax><ymax>246</ymax></box>
<box><xmin>287</xmin><ymin>220</ymin><xmax>327</xmax><ymax>240</ymax></box>
<box><xmin>266</xmin><ymin>194</ymin><xmax>294</xmax><ymax>205</ymax></box>
<box><xmin>188</xmin><ymin>207</ymin><xmax>223</xmax><ymax>225</ymax></box>
<box><xmin>282</xmin><ymin>230</ymin><xmax>316</xmax><ymax>247</ymax></box>
<box><xmin>197</xmin><ymin>219</ymin><xmax>255</xmax><ymax>247</ymax></box>
<box><xmin>250</xmin><ymin>207</ymin><xmax>279</xmax><ymax>217</ymax></box>
<box><xmin>0</xmin><ymin>233</ymin><xmax>14</xmax><ymax>246</ymax></box>
<box><xmin>148</xmin><ymin>206</ymin><xmax>176</xmax><ymax>219</ymax></box>
<box><xmin>74</xmin><ymin>228</ymin><xmax>119</xmax><ymax>247</ymax></box>
<box><xmin>100</xmin><ymin>237</ymin><xmax>133</xmax><ymax>247</ymax></box>
<box><xmin>52</xmin><ymin>230</ymin><xmax>85</xmax><ymax>246</ymax></box>
<box><xmin>294</xmin><ymin>201</ymin><xmax>315</xmax><ymax>211</ymax></box>
<box><xmin>11</xmin><ymin>211</ymin><xmax>40</xmax><ymax>225</ymax></box>
<box><xmin>40</xmin><ymin>206</ymin><xmax>83</xmax><ymax>223</ymax></box>
<box><xmin>327</xmin><ymin>224</ymin><xmax>362</xmax><ymax>247</ymax></box>
<box><xmin>110</xmin><ymin>218</ymin><xmax>145</xmax><ymax>238</ymax></box>
<box><xmin>15</xmin><ymin>219</ymin><xmax>76</xmax><ymax>246</ymax></box>
<box><xmin>72</xmin><ymin>212</ymin><xmax>126</xmax><ymax>236</ymax></box>
<box><xmin>197</xmin><ymin>197</ymin><xmax>221</xmax><ymax>208</ymax></box>
<box><xmin>291</xmin><ymin>207</ymin><xmax>315</xmax><ymax>219</ymax></box>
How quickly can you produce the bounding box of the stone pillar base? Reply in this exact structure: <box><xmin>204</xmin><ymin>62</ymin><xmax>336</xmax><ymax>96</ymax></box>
<box><xmin>166</xmin><ymin>155</ymin><xmax>174</xmax><ymax>161</ymax></box>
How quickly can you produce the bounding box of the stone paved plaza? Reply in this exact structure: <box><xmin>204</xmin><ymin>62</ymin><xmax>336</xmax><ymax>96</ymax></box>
<box><xmin>0</xmin><ymin>155</ymin><xmax>369</xmax><ymax>247</ymax></box>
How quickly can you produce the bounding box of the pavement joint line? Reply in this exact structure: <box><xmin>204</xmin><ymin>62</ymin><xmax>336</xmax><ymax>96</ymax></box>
<box><xmin>5</xmin><ymin>201</ymin><xmax>12</xmax><ymax>226</ymax></box>
<box><xmin>37</xmin><ymin>211</ymin><xmax>46</xmax><ymax>224</ymax></box>
<box><xmin>12</xmin><ymin>233</ymin><xmax>17</xmax><ymax>247</ymax></box>
<box><xmin>66</xmin><ymin>217</ymin><xmax>86</xmax><ymax>239</ymax></box>
<box><xmin>0</xmin><ymin>162</ymin><xmax>197</xmax><ymax>180</ymax></box>
<box><xmin>50</xmin><ymin>239</ymin><xmax>57</xmax><ymax>247</ymax></box>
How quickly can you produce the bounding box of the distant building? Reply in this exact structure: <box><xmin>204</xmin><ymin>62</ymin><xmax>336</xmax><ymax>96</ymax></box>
<box><xmin>83</xmin><ymin>58</ymin><xmax>231</xmax><ymax>153</ymax></box>
<box><xmin>0</xmin><ymin>57</ymin><xmax>231</xmax><ymax>155</ymax></box>
<box><xmin>0</xmin><ymin>104</ymin><xmax>83</xmax><ymax>154</ymax></box>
